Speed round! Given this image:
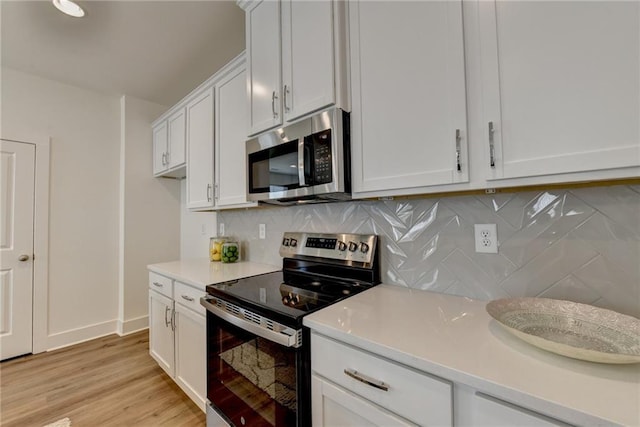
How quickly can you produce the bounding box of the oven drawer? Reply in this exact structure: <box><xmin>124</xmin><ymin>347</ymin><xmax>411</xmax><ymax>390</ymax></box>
<box><xmin>174</xmin><ymin>281</ymin><xmax>205</xmax><ymax>316</ymax></box>
<box><xmin>149</xmin><ymin>272</ymin><xmax>173</xmax><ymax>298</ymax></box>
<box><xmin>311</xmin><ymin>333</ymin><xmax>453</xmax><ymax>426</ymax></box>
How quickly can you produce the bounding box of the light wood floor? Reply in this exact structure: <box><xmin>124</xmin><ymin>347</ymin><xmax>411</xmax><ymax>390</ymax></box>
<box><xmin>0</xmin><ymin>330</ymin><xmax>205</xmax><ymax>427</ymax></box>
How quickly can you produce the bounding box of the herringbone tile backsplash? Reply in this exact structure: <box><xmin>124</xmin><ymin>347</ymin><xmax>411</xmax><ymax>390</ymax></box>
<box><xmin>218</xmin><ymin>184</ymin><xmax>640</xmax><ymax>317</ymax></box>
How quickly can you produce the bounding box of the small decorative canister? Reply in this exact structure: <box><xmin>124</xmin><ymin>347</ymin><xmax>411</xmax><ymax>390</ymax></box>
<box><xmin>221</xmin><ymin>241</ymin><xmax>240</xmax><ymax>263</ymax></box>
<box><xmin>209</xmin><ymin>237</ymin><xmax>226</xmax><ymax>262</ymax></box>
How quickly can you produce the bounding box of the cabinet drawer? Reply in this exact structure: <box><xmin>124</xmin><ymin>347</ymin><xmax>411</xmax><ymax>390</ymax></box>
<box><xmin>174</xmin><ymin>281</ymin><xmax>205</xmax><ymax>316</ymax></box>
<box><xmin>311</xmin><ymin>333</ymin><xmax>452</xmax><ymax>426</ymax></box>
<box><xmin>149</xmin><ymin>272</ymin><xmax>173</xmax><ymax>298</ymax></box>
<box><xmin>471</xmin><ymin>393</ymin><xmax>572</xmax><ymax>426</ymax></box>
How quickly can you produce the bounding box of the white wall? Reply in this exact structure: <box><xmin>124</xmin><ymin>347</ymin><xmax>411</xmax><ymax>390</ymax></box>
<box><xmin>180</xmin><ymin>180</ymin><xmax>217</xmax><ymax>259</ymax></box>
<box><xmin>1</xmin><ymin>67</ymin><xmax>121</xmax><ymax>347</ymax></box>
<box><xmin>119</xmin><ymin>95</ymin><xmax>180</xmax><ymax>334</ymax></box>
<box><xmin>1</xmin><ymin>67</ymin><xmax>183</xmax><ymax>349</ymax></box>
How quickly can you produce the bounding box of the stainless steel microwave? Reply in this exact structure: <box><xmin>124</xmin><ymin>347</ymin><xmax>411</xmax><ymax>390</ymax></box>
<box><xmin>246</xmin><ymin>108</ymin><xmax>351</xmax><ymax>204</ymax></box>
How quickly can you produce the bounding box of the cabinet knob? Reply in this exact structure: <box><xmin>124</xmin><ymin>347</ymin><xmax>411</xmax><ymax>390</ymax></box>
<box><xmin>18</xmin><ymin>254</ymin><xmax>30</xmax><ymax>262</ymax></box>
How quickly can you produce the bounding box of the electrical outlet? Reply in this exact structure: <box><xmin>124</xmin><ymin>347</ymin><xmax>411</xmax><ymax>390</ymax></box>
<box><xmin>474</xmin><ymin>224</ymin><xmax>498</xmax><ymax>254</ymax></box>
<box><xmin>219</xmin><ymin>223</ymin><xmax>225</xmax><ymax>236</ymax></box>
<box><xmin>259</xmin><ymin>223</ymin><xmax>266</xmax><ymax>239</ymax></box>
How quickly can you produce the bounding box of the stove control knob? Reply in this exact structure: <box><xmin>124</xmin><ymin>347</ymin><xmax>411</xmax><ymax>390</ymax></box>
<box><xmin>348</xmin><ymin>242</ymin><xmax>358</xmax><ymax>252</ymax></box>
<box><xmin>360</xmin><ymin>242</ymin><xmax>370</xmax><ymax>253</ymax></box>
<box><xmin>282</xmin><ymin>238</ymin><xmax>290</xmax><ymax>246</ymax></box>
<box><xmin>338</xmin><ymin>241</ymin><xmax>347</xmax><ymax>251</ymax></box>
<box><xmin>289</xmin><ymin>238</ymin><xmax>297</xmax><ymax>247</ymax></box>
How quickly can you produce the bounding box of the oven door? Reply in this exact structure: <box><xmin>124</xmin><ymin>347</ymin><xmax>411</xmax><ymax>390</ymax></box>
<box><xmin>202</xmin><ymin>298</ymin><xmax>309</xmax><ymax>427</ymax></box>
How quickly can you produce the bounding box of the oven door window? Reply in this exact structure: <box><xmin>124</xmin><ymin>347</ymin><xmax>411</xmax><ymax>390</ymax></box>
<box><xmin>248</xmin><ymin>139</ymin><xmax>312</xmax><ymax>194</ymax></box>
<box><xmin>207</xmin><ymin>313</ymin><xmax>298</xmax><ymax>427</ymax></box>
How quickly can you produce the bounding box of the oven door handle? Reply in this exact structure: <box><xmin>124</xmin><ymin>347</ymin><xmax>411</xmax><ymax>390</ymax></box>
<box><xmin>200</xmin><ymin>297</ymin><xmax>300</xmax><ymax>348</ymax></box>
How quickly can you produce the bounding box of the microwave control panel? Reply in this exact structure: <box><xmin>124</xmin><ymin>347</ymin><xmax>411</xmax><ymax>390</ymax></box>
<box><xmin>311</xmin><ymin>129</ymin><xmax>332</xmax><ymax>184</ymax></box>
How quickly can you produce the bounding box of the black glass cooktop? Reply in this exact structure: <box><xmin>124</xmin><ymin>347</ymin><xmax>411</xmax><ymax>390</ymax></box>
<box><xmin>206</xmin><ymin>270</ymin><xmax>373</xmax><ymax>328</ymax></box>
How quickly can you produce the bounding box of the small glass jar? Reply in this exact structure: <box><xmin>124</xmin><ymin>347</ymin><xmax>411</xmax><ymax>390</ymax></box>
<box><xmin>221</xmin><ymin>241</ymin><xmax>240</xmax><ymax>263</ymax></box>
<box><xmin>209</xmin><ymin>237</ymin><xmax>226</xmax><ymax>262</ymax></box>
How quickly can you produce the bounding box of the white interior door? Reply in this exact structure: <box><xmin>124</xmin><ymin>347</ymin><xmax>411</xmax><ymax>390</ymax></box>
<box><xmin>0</xmin><ymin>139</ymin><xmax>35</xmax><ymax>360</ymax></box>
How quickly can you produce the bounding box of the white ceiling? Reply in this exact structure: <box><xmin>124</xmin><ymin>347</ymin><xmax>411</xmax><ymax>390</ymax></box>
<box><xmin>1</xmin><ymin>0</ymin><xmax>246</xmax><ymax>106</ymax></box>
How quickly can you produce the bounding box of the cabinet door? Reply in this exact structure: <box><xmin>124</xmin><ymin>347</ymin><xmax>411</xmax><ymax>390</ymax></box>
<box><xmin>149</xmin><ymin>290</ymin><xmax>174</xmax><ymax>377</ymax></box>
<box><xmin>167</xmin><ymin>107</ymin><xmax>186</xmax><ymax>170</ymax></box>
<box><xmin>350</xmin><ymin>0</ymin><xmax>468</xmax><ymax>194</ymax></box>
<box><xmin>247</xmin><ymin>0</ymin><xmax>282</xmax><ymax>136</ymax></box>
<box><xmin>281</xmin><ymin>0</ymin><xmax>335</xmax><ymax>123</ymax></box>
<box><xmin>152</xmin><ymin>121</ymin><xmax>168</xmax><ymax>175</ymax></box>
<box><xmin>174</xmin><ymin>303</ymin><xmax>206</xmax><ymax>412</ymax></box>
<box><xmin>312</xmin><ymin>375</ymin><xmax>416</xmax><ymax>427</ymax></box>
<box><xmin>479</xmin><ymin>1</ymin><xmax>640</xmax><ymax>180</ymax></box>
<box><xmin>186</xmin><ymin>87</ymin><xmax>215</xmax><ymax>209</ymax></box>
<box><xmin>215</xmin><ymin>64</ymin><xmax>256</xmax><ymax>208</ymax></box>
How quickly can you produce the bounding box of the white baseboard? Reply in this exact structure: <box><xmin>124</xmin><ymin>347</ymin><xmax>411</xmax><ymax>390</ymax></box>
<box><xmin>46</xmin><ymin>320</ymin><xmax>118</xmax><ymax>351</ymax></box>
<box><xmin>117</xmin><ymin>315</ymin><xmax>149</xmax><ymax>336</ymax></box>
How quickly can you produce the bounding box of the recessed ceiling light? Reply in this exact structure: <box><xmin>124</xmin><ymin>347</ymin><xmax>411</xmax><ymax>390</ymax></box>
<box><xmin>52</xmin><ymin>0</ymin><xmax>85</xmax><ymax>18</ymax></box>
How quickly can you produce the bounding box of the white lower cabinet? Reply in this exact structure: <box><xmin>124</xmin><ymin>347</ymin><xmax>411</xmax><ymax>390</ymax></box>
<box><xmin>312</xmin><ymin>375</ymin><xmax>415</xmax><ymax>426</ymax></box>
<box><xmin>466</xmin><ymin>392</ymin><xmax>571</xmax><ymax>427</ymax></box>
<box><xmin>174</xmin><ymin>300</ymin><xmax>206</xmax><ymax>410</ymax></box>
<box><xmin>149</xmin><ymin>289</ymin><xmax>175</xmax><ymax>376</ymax></box>
<box><xmin>148</xmin><ymin>272</ymin><xmax>206</xmax><ymax>412</ymax></box>
<box><xmin>311</xmin><ymin>333</ymin><xmax>453</xmax><ymax>426</ymax></box>
<box><xmin>311</xmin><ymin>332</ymin><xmax>573</xmax><ymax>427</ymax></box>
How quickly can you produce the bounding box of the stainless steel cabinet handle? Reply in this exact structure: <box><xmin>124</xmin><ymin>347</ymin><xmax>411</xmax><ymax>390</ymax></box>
<box><xmin>344</xmin><ymin>368</ymin><xmax>389</xmax><ymax>392</ymax></box>
<box><xmin>271</xmin><ymin>91</ymin><xmax>278</xmax><ymax>118</ymax></box>
<box><xmin>161</xmin><ymin>152</ymin><xmax>167</xmax><ymax>166</ymax></box>
<box><xmin>214</xmin><ymin>184</ymin><xmax>219</xmax><ymax>200</ymax></box>
<box><xmin>152</xmin><ymin>282</ymin><xmax>163</xmax><ymax>287</ymax></box>
<box><xmin>207</xmin><ymin>184</ymin><xmax>212</xmax><ymax>202</ymax></box>
<box><xmin>488</xmin><ymin>121</ymin><xmax>496</xmax><ymax>168</ymax></box>
<box><xmin>283</xmin><ymin>85</ymin><xmax>290</xmax><ymax>112</ymax></box>
<box><xmin>455</xmin><ymin>129</ymin><xmax>462</xmax><ymax>172</ymax></box>
<box><xmin>165</xmin><ymin>152</ymin><xmax>170</xmax><ymax>166</ymax></box>
<box><xmin>18</xmin><ymin>254</ymin><xmax>30</xmax><ymax>262</ymax></box>
<box><xmin>164</xmin><ymin>306</ymin><xmax>171</xmax><ymax>328</ymax></box>
<box><xmin>181</xmin><ymin>295</ymin><xmax>195</xmax><ymax>302</ymax></box>
<box><xmin>171</xmin><ymin>308</ymin><xmax>176</xmax><ymax>332</ymax></box>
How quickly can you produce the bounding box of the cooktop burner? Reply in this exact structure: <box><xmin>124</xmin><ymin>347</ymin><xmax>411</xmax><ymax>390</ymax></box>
<box><xmin>205</xmin><ymin>232</ymin><xmax>380</xmax><ymax>328</ymax></box>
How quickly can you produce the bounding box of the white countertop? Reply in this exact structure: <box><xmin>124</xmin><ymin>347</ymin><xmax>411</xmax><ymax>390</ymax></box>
<box><xmin>147</xmin><ymin>258</ymin><xmax>281</xmax><ymax>291</ymax></box>
<box><xmin>303</xmin><ymin>284</ymin><xmax>640</xmax><ymax>426</ymax></box>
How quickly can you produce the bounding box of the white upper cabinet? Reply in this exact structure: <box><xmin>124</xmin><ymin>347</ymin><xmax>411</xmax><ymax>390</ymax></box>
<box><xmin>281</xmin><ymin>0</ymin><xmax>336</xmax><ymax>123</ymax></box>
<box><xmin>215</xmin><ymin>57</ymin><xmax>257</xmax><ymax>209</ymax></box>
<box><xmin>152</xmin><ymin>121</ymin><xmax>168</xmax><ymax>175</ymax></box>
<box><xmin>167</xmin><ymin>108</ymin><xmax>186</xmax><ymax>169</ymax></box>
<box><xmin>242</xmin><ymin>0</ymin><xmax>348</xmax><ymax>136</ymax></box>
<box><xmin>186</xmin><ymin>87</ymin><xmax>215</xmax><ymax>210</ymax></box>
<box><xmin>246</xmin><ymin>0</ymin><xmax>282</xmax><ymax>135</ymax></box>
<box><xmin>478</xmin><ymin>0</ymin><xmax>640</xmax><ymax>181</ymax></box>
<box><xmin>350</xmin><ymin>0</ymin><xmax>468</xmax><ymax>194</ymax></box>
<box><xmin>152</xmin><ymin>108</ymin><xmax>186</xmax><ymax>178</ymax></box>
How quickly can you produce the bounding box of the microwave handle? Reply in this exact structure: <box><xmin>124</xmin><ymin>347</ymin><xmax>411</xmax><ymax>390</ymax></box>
<box><xmin>298</xmin><ymin>139</ymin><xmax>307</xmax><ymax>187</ymax></box>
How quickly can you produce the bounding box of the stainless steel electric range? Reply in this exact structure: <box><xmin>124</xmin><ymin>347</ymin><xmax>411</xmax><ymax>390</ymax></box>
<box><xmin>200</xmin><ymin>232</ymin><xmax>380</xmax><ymax>427</ymax></box>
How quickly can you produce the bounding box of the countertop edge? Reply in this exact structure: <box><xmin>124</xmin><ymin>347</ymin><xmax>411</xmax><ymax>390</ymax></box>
<box><xmin>147</xmin><ymin>259</ymin><xmax>281</xmax><ymax>291</ymax></box>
